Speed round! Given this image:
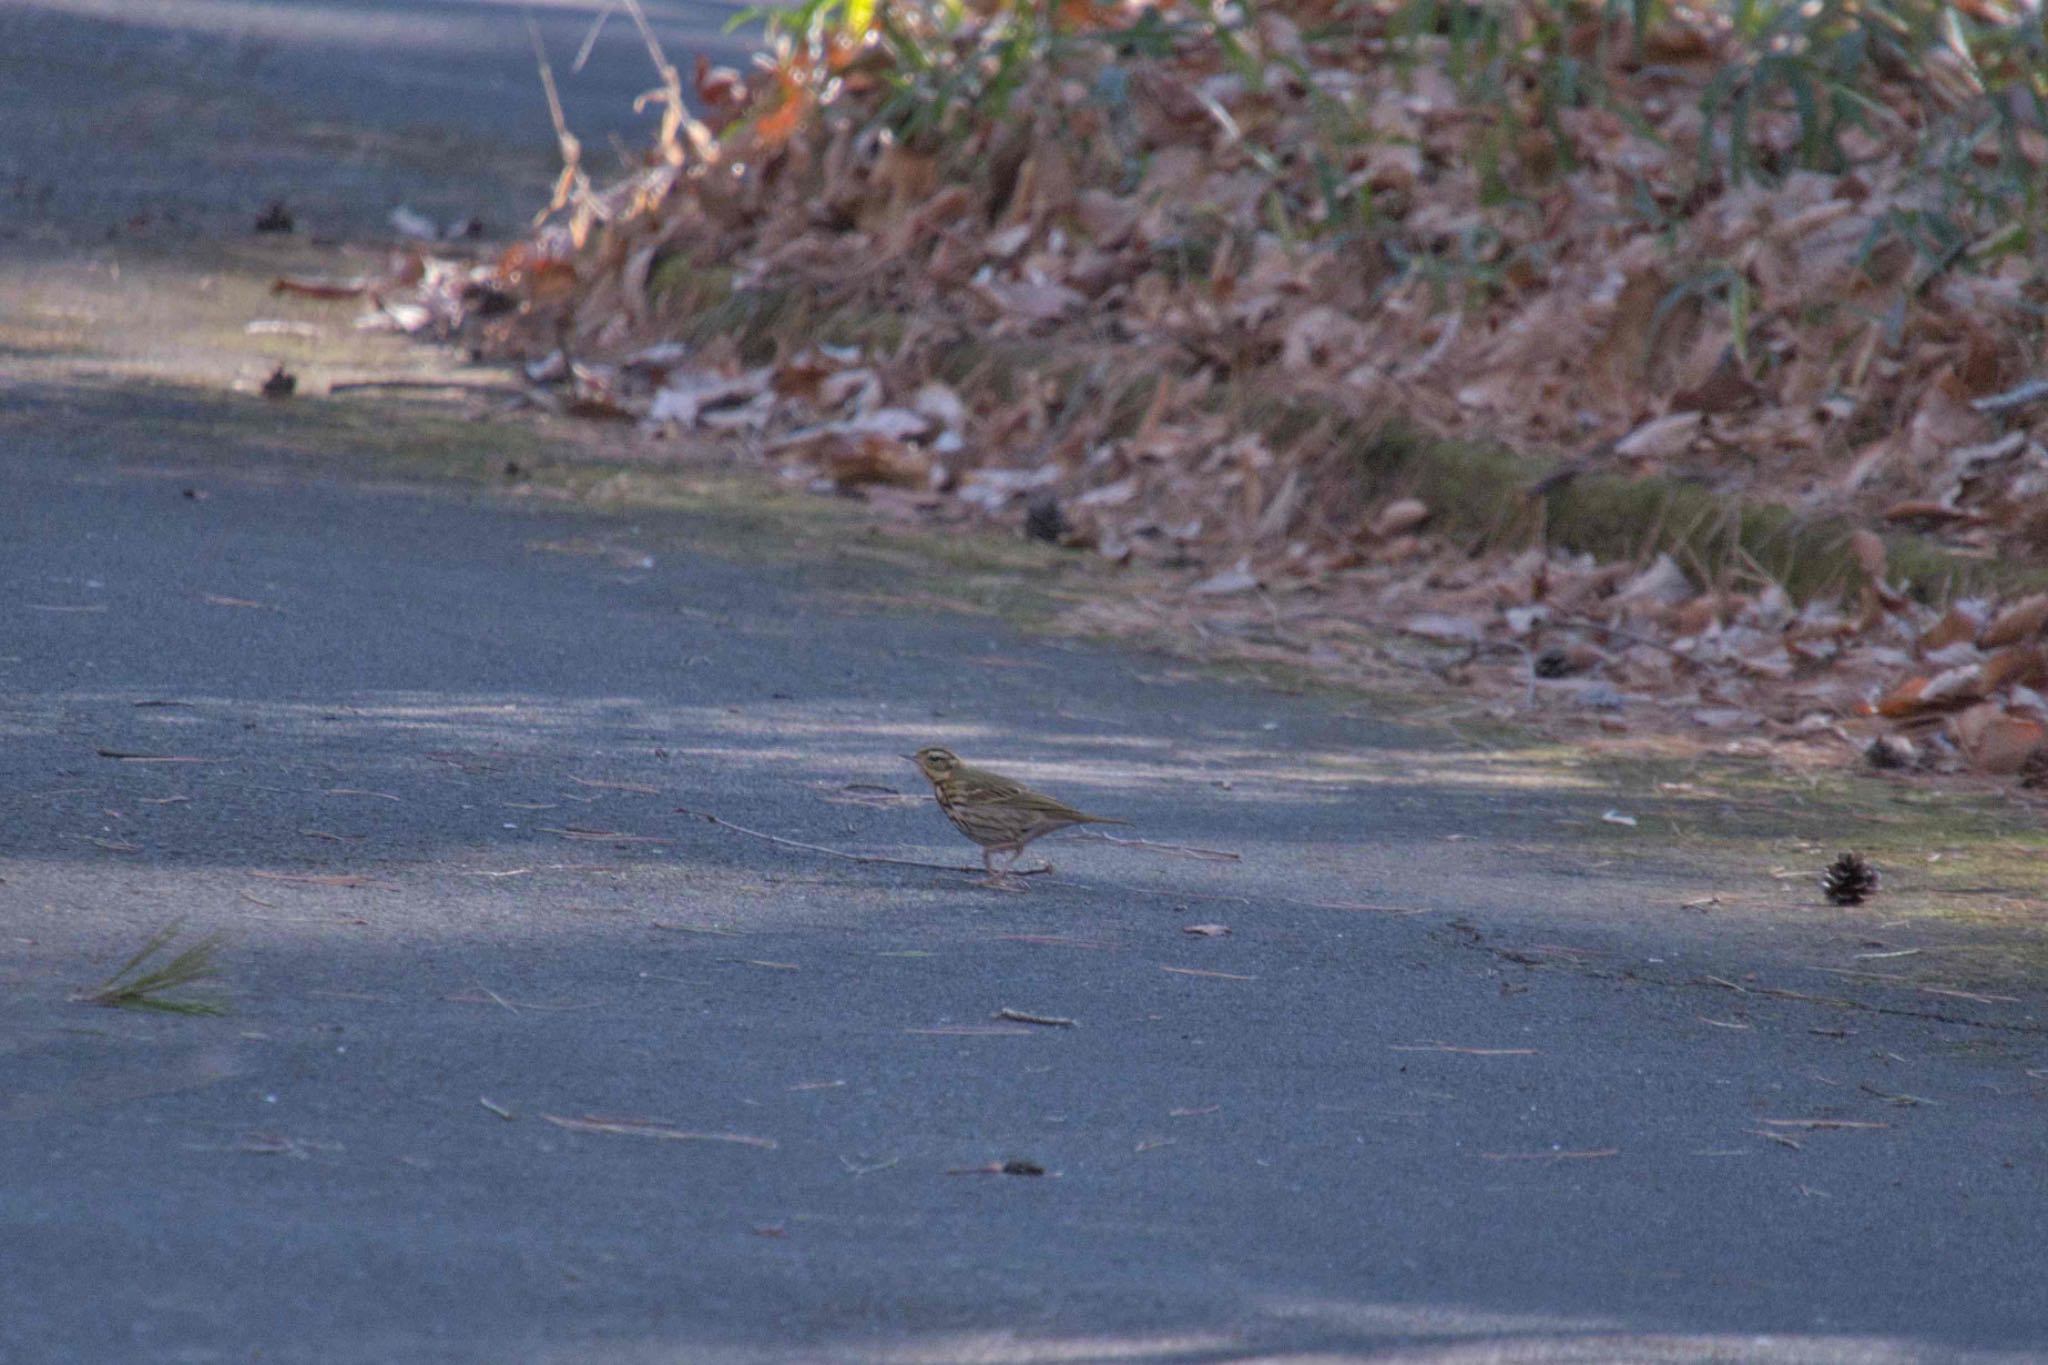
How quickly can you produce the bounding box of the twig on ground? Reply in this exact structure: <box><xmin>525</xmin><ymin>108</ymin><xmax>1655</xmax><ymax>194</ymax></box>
<box><xmin>1073</xmin><ymin>830</ymin><xmax>1240</xmax><ymax>861</ymax></box>
<box><xmin>1548</xmin><ymin>610</ymin><xmax>1701</xmax><ymax>662</ymax></box>
<box><xmin>1859</xmin><ymin>1085</ymin><xmax>1937</xmax><ymax>1106</ymax></box>
<box><xmin>445</xmin><ymin>992</ymin><xmax>603</xmax><ymax>1013</ymax></box>
<box><xmin>995</xmin><ymin>1008</ymin><xmax>1077</xmax><ymax>1028</ymax></box>
<box><xmin>904</xmin><ymin>1024</ymin><xmax>1036</xmax><ymax>1036</ymax></box>
<box><xmin>1972</xmin><ymin>379</ymin><xmax>2048</xmax><ymax>414</ymax></box>
<box><xmin>945</xmin><ymin>1160</ymin><xmax>1049</xmax><ymax>1176</ymax></box>
<box><xmin>570</xmin><ymin>776</ymin><xmax>661</xmax><ymax>794</ymax></box>
<box><xmin>250</xmin><ymin>871</ymin><xmax>392</xmax><ymax>889</ymax></box>
<box><xmin>1809</xmin><ymin>966</ymin><xmax>2019</xmax><ymax>1005</ymax></box>
<box><xmin>839</xmin><ymin>1154</ymin><xmax>900</xmax><ymax>1175</ymax></box>
<box><xmin>326</xmin><ymin>379</ymin><xmax>530</xmax><ymax>399</ymax></box>
<box><xmin>270</xmin><ymin>276</ymin><xmax>372</xmax><ymax>300</ymax></box>
<box><xmin>541</xmin><ymin>1114</ymin><xmax>776</xmax><ymax>1148</ymax></box>
<box><xmin>96</xmin><ymin>749</ymin><xmax>224</xmax><ymax>763</ymax></box>
<box><xmin>469</xmin><ymin>984</ymin><xmax>522</xmax><ymax>1016</ymax></box>
<box><xmin>1038</xmin><ymin>874</ymin><xmax>1420</xmax><ymax>916</ymax></box>
<box><xmin>675</xmin><ymin>806</ymin><xmax>1047</xmax><ymax>877</ymax></box>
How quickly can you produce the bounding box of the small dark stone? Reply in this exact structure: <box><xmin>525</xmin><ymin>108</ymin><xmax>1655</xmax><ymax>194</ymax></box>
<box><xmin>503</xmin><ymin>460</ymin><xmax>524</xmax><ymax>479</ymax></box>
<box><xmin>259</xmin><ymin>365</ymin><xmax>296</xmax><ymax>399</ymax></box>
<box><xmin>1532</xmin><ymin>648</ymin><xmax>1573</xmax><ymax>679</ymax></box>
<box><xmin>1864</xmin><ymin>735</ymin><xmax>1916</xmax><ymax>770</ymax></box>
<box><xmin>1024</xmin><ymin>491</ymin><xmax>1068</xmax><ymax>544</ymax></box>
<box><xmin>253</xmin><ymin>200</ymin><xmax>294</xmax><ymax>233</ymax></box>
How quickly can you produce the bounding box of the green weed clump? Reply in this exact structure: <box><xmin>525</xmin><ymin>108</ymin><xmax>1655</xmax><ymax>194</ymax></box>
<box><xmin>76</xmin><ymin>922</ymin><xmax>228</xmax><ymax>1016</ymax></box>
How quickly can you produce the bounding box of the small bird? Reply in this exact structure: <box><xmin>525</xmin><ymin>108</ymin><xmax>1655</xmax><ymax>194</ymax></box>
<box><xmin>906</xmin><ymin>746</ymin><xmax>1127</xmax><ymax>886</ymax></box>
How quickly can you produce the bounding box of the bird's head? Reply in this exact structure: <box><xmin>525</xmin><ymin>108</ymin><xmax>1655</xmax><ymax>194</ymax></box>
<box><xmin>906</xmin><ymin>746</ymin><xmax>960</xmax><ymax>781</ymax></box>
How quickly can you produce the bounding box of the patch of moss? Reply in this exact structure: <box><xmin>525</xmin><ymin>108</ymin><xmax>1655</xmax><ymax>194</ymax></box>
<box><xmin>1322</xmin><ymin>419</ymin><xmax>2032</xmax><ymax>605</ymax></box>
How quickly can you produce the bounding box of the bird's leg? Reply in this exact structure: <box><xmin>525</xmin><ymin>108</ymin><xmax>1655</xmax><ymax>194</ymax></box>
<box><xmin>1001</xmin><ymin>842</ymin><xmax>1054</xmax><ymax>876</ymax></box>
<box><xmin>975</xmin><ymin>846</ymin><xmax>1026</xmax><ymax>892</ymax></box>
<box><xmin>1003</xmin><ymin>847</ymin><xmax>1052</xmax><ymax>882</ymax></box>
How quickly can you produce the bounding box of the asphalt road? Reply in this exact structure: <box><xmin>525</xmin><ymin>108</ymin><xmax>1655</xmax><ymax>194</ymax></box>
<box><xmin>3</xmin><ymin>4</ymin><xmax>2048</xmax><ymax>1364</ymax></box>
<box><xmin>0</xmin><ymin>0</ymin><xmax>745</xmax><ymax>245</ymax></box>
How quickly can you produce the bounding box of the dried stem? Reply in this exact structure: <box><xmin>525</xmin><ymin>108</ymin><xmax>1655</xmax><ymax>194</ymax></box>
<box><xmin>76</xmin><ymin>921</ymin><xmax>227</xmax><ymax>1015</ymax></box>
<box><xmin>1073</xmin><ymin>830</ymin><xmax>1240</xmax><ymax>862</ymax></box>
<box><xmin>527</xmin><ymin>18</ymin><xmax>589</xmax><ymax>227</ymax></box>
<box><xmin>675</xmin><ymin>807</ymin><xmax>1048</xmax><ymax>877</ymax></box>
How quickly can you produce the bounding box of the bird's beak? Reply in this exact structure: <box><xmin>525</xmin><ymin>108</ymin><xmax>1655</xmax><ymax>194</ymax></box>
<box><xmin>901</xmin><ymin>753</ymin><xmax>917</xmax><ymax>762</ymax></box>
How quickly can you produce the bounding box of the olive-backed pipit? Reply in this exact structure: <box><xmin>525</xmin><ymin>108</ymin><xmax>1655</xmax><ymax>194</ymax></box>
<box><xmin>906</xmin><ymin>746</ymin><xmax>1127</xmax><ymax>886</ymax></box>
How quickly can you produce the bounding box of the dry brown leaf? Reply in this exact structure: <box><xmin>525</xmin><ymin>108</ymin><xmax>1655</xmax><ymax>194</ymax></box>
<box><xmin>1919</xmin><ymin>602</ymin><xmax>1986</xmax><ymax>652</ymax></box>
<box><xmin>1952</xmin><ymin>704</ymin><xmax>2047</xmax><ymax>773</ymax></box>
<box><xmin>1979</xmin><ymin>594</ymin><xmax>2048</xmax><ymax>648</ymax></box>
<box><xmin>1368</xmin><ymin>498</ymin><xmax>1430</xmax><ymax>539</ymax></box>
<box><xmin>1882</xmin><ymin>500</ymin><xmax>1988</xmax><ymax>528</ymax></box>
<box><xmin>1613</xmin><ymin>411</ymin><xmax>1703</xmax><ymax>463</ymax></box>
<box><xmin>811</xmin><ymin>433</ymin><xmax>931</xmax><ymax>489</ymax></box>
<box><xmin>1978</xmin><ymin>644</ymin><xmax>2048</xmax><ymax>693</ymax></box>
<box><xmin>1848</xmin><ymin>529</ymin><xmax>1888</xmax><ymax>582</ymax></box>
<box><xmin>436</xmin><ymin>0</ymin><xmax>2048</xmax><ymax>780</ymax></box>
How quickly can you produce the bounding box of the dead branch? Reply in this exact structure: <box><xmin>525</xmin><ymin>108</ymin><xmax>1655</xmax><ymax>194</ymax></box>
<box><xmin>619</xmin><ymin>0</ymin><xmax>714</xmax><ymax>163</ymax></box>
<box><xmin>995</xmin><ymin>1008</ymin><xmax>1077</xmax><ymax>1027</ymax></box>
<box><xmin>326</xmin><ymin>379</ymin><xmax>531</xmax><ymax>399</ymax></box>
<box><xmin>527</xmin><ymin>18</ymin><xmax>589</xmax><ymax>227</ymax></box>
<box><xmin>1073</xmin><ymin>830</ymin><xmax>1241</xmax><ymax>861</ymax></box>
<box><xmin>674</xmin><ymin>806</ymin><xmax>1048</xmax><ymax>877</ymax></box>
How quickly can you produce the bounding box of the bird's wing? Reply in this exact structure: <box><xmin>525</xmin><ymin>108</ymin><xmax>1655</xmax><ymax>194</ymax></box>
<box><xmin>957</xmin><ymin>767</ymin><xmax>1125</xmax><ymax>825</ymax></box>
<box><xmin>953</xmin><ymin>768</ymin><xmax>1028</xmax><ymax>803</ymax></box>
<box><xmin>999</xmin><ymin>785</ymin><xmax>1116</xmax><ymax>824</ymax></box>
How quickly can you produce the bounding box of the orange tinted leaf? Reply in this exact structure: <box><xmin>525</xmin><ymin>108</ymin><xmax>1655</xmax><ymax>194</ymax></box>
<box><xmin>1980</xmin><ymin>594</ymin><xmax>2048</xmax><ymax>649</ymax></box>
<box><xmin>1978</xmin><ymin>644</ymin><xmax>2048</xmax><ymax>693</ymax></box>
<box><xmin>1875</xmin><ymin>677</ymin><xmax>1930</xmax><ymax>717</ymax></box>
<box><xmin>1953</xmin><ymin>704</ymin><xmax>2047</xmax><ymax>774</ymax></box>
<box><xmin>1848</xmin><ymin>530</ymin><xmax>1887</xmax><ymax>582</ymax></box>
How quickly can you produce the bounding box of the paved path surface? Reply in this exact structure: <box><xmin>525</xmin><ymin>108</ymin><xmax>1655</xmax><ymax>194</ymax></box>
<box><xmin>0</xmin><ymin>0</ymin><xmax>741</xmax><ymax>245</ymax></box>
<box><xmin>2</xmin><ymin>5</ymin><xmax>2047</xmax><ymax>1364</ymax></box>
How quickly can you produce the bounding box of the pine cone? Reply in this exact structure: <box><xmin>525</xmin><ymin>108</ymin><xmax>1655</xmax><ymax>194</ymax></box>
<box><xmin>1821</xmin><ymin>852</ymin><xmax>1879</xmax><ymax>906</ymax></box>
